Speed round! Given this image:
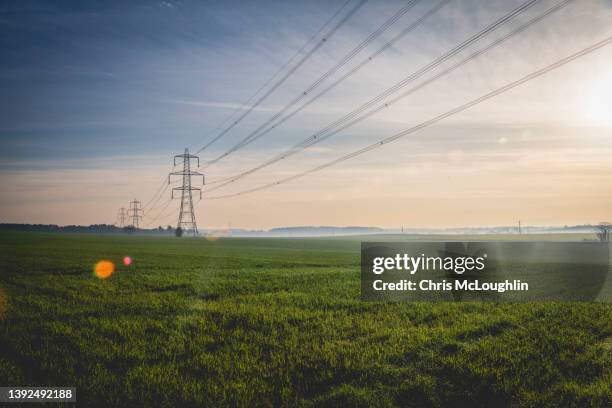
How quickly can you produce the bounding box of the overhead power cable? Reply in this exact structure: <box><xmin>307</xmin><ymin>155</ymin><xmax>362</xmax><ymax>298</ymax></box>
<box><xmin>188</xmin><ymin>0</ymin><xmax>353</xmax><ymax>154</ymax></box>
<box><xmin>142</xmin><ymin>163</ymin><xmax>179</xmax><ymax>211</ymax></box>
<box><xmin>203</xmin><ymin>34</ymin><xmax>612</xmax><ymax>199</ymax></box>
<box><xmin>194</xmin><ymin>0</ymin><xmax>367</xmax><ymax>154</ymax></box>
<box><xmin>202</xmin><ymin>0</ymin><xmax>426</xmax><ymax>166</ymax></box>
<box><xmin>204</xmin><ymin>0</ymin><xmax>451</xmax><ymax>170</ymax></box>
<box><xmin>143</xmin><ymin>178</ymin><xmax>170</xmax><ymax>210</ymax></box>
<box><xmin>143</xmin><ymin>198</ymin><xmax>175</xmax><ymax>226</ymax></box>
<box><xmin>145</xmin><ymin>199</ymin><xmax>179</xmax><ymax>226</ymax></box>
<box><xmin>205</xmin><ymin>0</ymin><xmax>556</xmax><ymax>193</ymax></box>
<box><xmin>144</xmin><ymin>178</ymin><xmax>182</xmax><ymax>217</ymax></box>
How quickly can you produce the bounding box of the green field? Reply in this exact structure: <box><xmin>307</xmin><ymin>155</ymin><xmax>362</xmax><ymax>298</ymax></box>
<box><xmin>0</xmin><ymin>232</ymin><xmax>610</xmax><ymax>407</ymax></box>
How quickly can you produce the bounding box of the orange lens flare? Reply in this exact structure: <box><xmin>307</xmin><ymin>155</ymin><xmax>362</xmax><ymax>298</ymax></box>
<box><xmin>94</xmin><ymin>260</ymin><xmax>115</xmax><ymax>279</ymax></box>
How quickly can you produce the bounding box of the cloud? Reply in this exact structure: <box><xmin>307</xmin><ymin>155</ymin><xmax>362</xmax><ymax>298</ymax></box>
<box><xmin>164</xmin><ymin>99</ymin><xmax>277</xmax><ymax>113</ymax></box>
<box><xmin>2</xmin><ymin>0</ymin><xmax>612</xmax><ymax>227</ymax></box>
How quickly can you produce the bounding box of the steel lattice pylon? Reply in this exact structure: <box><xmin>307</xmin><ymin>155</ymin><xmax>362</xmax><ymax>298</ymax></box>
<box><xmin>128</xmin><ymin>199</ymin><xmax>143</xmax><ymax>228</ymax></box>
<box><xmin>117</xmin><ymin>207</ymin><xmax>127</xmax><ymax>227</ymax></box>
<box><xmin>169</xmin><ymin>148</ymin><xmax>205</xmax><ymax>237</ymax></box>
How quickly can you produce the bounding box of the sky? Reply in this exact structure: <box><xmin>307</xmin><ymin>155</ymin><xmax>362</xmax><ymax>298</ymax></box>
<box><xmin>0</xmin><ymin>0</ymin><xmax>611</xmax><ymax>229</ymax></box>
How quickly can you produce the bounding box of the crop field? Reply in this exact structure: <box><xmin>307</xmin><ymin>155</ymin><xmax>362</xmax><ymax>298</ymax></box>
<box><xmin>0</xmin><ymin>231</ymin><xmax>610</xmax><ymax>407</ymax></box>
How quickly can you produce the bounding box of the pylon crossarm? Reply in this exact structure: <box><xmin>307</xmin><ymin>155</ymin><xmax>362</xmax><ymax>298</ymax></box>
<box><xmin>173</xmin><ymin>155</ymin><xmax>184</xmax><ymax>166</ymax></box>
<box><xmin>172</xmin><ymin>187</ymin><xmax>200</xmax><ymax>191</ymax></box>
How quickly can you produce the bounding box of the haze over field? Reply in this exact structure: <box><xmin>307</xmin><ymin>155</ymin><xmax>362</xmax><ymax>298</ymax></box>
<box><xmin>1</xmin><ymin>0</ymin><xmax>611</xmax><ymax>228</ymax></box>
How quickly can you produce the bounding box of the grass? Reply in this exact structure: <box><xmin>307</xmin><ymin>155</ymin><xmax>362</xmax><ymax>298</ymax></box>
<box><xmin>0</xmin><ymin>231</ymin><xmax>610</xmax><ymax>407</ymax></box>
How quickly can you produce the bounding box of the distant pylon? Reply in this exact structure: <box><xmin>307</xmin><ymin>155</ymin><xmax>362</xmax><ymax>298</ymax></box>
<box><xmin>128</xmin><ymin>199</ymin><xmax>143</xmax><ymax>228</ymax></box>
<box><xmin>169</xmin><ymin>148</ymin><xmax>205</xmax><ymax>237</ymax></box>
<box><xmin>117</xmin><ymin>207</ymin><xmax>127</xmax><ymax>227</ymax></box>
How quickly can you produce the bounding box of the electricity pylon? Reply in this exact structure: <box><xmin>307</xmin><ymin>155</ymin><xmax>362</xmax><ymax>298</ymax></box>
<box><xmin>169</xmin><ymin>148</ymin><xmax>204</xmax><ymax>237</ymax></box>
<box><xmin>117</xmin><ymin>207</ymin><xmax>127</xmax><ymax>227</ymax></box>
<box><xmin>128</xmin><ymin>199</ymin><xmax>143</xmax><ymax>228</ymax></box>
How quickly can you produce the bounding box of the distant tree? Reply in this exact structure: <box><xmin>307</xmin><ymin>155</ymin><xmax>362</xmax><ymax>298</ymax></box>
<box><xmin>166</xmin><ymin>225</ymin><xmax>173</xmax><ymax>231</ymax></box>
<box><xmin>123</xmin><ymin>225</ymin><xmax>136</xmax><ymax>234</ymax></box>
<box><xmin>175</xmin><ymin>227</ymin><xmax>183</xmax><ymax>237</ymax></box>
<box><xmin>158</xmin><ymin>226</ymin><xmax>163</xmax><ymax>232</ymax></box>
<box><xmin>596</xmin><ymin>222</ymin><xmax>610</xmax><ymax>242</ymax></box>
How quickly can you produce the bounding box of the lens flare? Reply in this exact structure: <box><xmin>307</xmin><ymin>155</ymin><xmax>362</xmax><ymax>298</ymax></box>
<box><xmin>94</xmin><ymin>260</ymin><xmax>115</xmax><ymax>279</ymax></box>
<box><xmin>123</xmin><ymin>256</ymin><xmax>132</xmax><ymax>266</ymax></box>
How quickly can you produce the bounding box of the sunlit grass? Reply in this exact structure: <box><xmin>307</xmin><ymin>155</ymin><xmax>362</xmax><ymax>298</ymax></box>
<box><xmin>0</xmin><ymin>232</ymin><xmax>610</xmax><ymax>407</ymax></box>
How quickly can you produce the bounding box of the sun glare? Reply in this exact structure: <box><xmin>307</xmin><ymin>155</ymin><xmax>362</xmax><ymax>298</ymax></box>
<box><xmin>580</xmin><ymin>71</ymin><xmax>612</xmax><ymax>129</ymax></box>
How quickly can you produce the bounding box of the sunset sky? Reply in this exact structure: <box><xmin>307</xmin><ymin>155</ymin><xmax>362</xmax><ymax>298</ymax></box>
<box><xmin>1</xmin><ymin>0</ymin><xmax>611</xmax><ymax>229</ymax></box>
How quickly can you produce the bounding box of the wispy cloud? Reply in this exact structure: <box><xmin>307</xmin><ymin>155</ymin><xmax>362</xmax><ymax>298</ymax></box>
<box><xmin>1</xmin><ymin>0</ymin><xmax>611</xmax><ymax>227</ymax></box>
<box><xmin>164</xmin><ymin>99</ymin><xmax>277</xmax><ymax>113</ymax></box>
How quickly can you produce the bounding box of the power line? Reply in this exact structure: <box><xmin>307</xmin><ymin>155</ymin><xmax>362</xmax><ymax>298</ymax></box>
<box><xmin>188</xmin><ymin>0</ymin><xmax>353</xmax><ymax>154</ymax></box>
<box><xmin>143</xmin><ymin>176</ymin><xmax>170</xmax><ymax>210</ymax></box>
<box><xmin>204</xmin><ymin>0</ymin><xmax>553</xmax><ymax>193</ymax></box>
<box><xmin>194</xmin><ymin>0</ymin><xmax>367</xmax><ymax>155</ymax></box>
<box><xmin>203</xmin><ymin>34</ymin><xmax>612</xmax><ymax>200</ymax></box>
<box><xmin>143</xmin><ymin>198</ymin><xmax>175</xmax><ymax>226</ymax></box>
<box><xmin>141</xmin><ymin>162</ymin><xmax>181</xmax><ymax>214</ymax></box>
<box><xmin>151</xmin><ymin>204</ymin><xmax>178</xmax><ymax>225</ymax></box>
<box><xmin>201</xmin><ymin>0</ymin><xmax>425</xmax><ymax>166</ymax></box>
<box><xmin>204</xmin><ymin>0</ymin><xmax>451</xmax><ymax>170</ymax></box>
<box><xmin>127</xmin><ymin>1</ymin><xmax>363</xmax><ymax>227</ymax></box>
<box><xmin>143</xmin><ymin>181</ymin><xmax>170</xmax><ymax>211</ymax></box>
<box><xmin>143</xmin><ymin>178</ymin><xmax>182</xmax><ymax>218</ymax></box>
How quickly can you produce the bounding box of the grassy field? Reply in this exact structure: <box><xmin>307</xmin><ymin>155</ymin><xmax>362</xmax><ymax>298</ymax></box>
<box><xmin>0</xmin><ymin>231</ymin><xmax>610</xmax><ymax>407</ymax></box>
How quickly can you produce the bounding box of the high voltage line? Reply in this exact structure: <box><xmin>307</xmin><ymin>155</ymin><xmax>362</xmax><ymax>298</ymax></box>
<box><xmin>200</xmin><ymin>0</ymin><xmax>426</xmax><ymax>166</ymax></box>
<box><xmin>135</xmin><ymin>0</ymin><xmax>365</xmax><ymax>226</ymax></box>
<box><xmin>136</xmin><ymin>0</ymin><xmax>442</xmax><ymax>222</ymax></box>
<box><xmin>202</xmin><ymin>0</ymin><xmax>451</xmax><ymax>171</ymax></box>
<box><xmin>144</xmin><ymin>198</ymin><xmax>177</xmax><ymax>226</ymax></box>
<box><xmin>194</xmin><ymin>0</ymin><xmax>367</xmax><ymax>155</ymax></box>
<box><xmin>142</xmin><ymin>164</ymin><xmax>179</xmax><ymax>211</ymax></box>
<box><xmin>143</xmin><ymin>0</ymin><xmax>358</xmax><ymax>217</ymax></box>
<box><xmin>202</xmin><ymin>34</ymin><xmax>612</xmax><ymax>200</ymax></box>
<box><xmin>144</xmin><ymin>178</ymin><xmax>181</xmax><ymax>216</ymax></box>
<box><xmin>203</xmin><ymin>0</ymin><xmax>557</xmax><ymax>193</ymax></box>
<box><xmin>142</xmin><ymin>179</ymin><xmax>188</xmax><ymax>227</ymax></box>
<box><xmin>189</xmin><ymin>0</ymin><xmax>354</xmax><ymax>154</ymax></box>
<box><xmin>126</xmin><ymin>0</ymin><xmax>605</xmax><ymax>231</ymax></box>
<box><xmin>138</xmin><ymin>164</ymin><xmax>181</xmax><ymax>227</ymax></box>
